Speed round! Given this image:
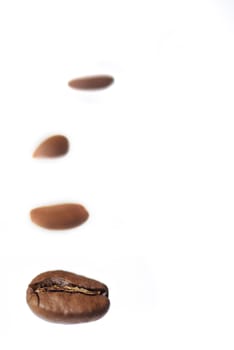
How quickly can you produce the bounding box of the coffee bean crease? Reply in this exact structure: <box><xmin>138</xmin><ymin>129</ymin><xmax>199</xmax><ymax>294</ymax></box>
<box><xmin>31</xmin><ymin>279</ymin><xmax>107</xmax><ymax>296</ymax></box>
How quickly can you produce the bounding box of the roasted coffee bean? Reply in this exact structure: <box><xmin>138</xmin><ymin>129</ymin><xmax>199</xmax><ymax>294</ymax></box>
<box><xmin>68</xmin><ymin>75</ymin><xmax>114</xmax><ymax>90</ymax></box>
<box><xmin>30</xmin><ymin>203</ymin><xmax>89</xmax><ymax>230</ymax></box>
<box><xmin>26</xmin><ymin>270</ymin><xmax>110</xmax><ymax>324</ymax></box>
<box><xmin>33</xmin><ymin>135</ymin><xmax>69</xmax><ymax>158</ymax></box>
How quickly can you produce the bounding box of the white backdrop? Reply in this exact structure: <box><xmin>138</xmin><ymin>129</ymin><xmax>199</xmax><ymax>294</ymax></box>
<box><xmin>0</xmin><ymin>0</ymin><xmax>234</xmax><ymax>349</ymax></box>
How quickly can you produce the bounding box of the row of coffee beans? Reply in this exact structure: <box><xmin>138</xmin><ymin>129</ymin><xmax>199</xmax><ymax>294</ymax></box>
<box><xmin>26</xmin><ymin>75</ymin><xmax>114</xmax><ymax>324</ymax></box>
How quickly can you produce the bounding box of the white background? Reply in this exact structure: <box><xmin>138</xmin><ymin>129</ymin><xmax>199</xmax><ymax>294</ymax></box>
<box><xmin>0</xmin><ymin>0</ymin><xmax>234</xmax><ymax>349</ymax></box>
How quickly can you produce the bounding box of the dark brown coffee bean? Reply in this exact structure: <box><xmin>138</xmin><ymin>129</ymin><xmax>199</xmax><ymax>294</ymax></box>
<box><xmin>30</xmin><ymin>203</ymin><xmax>89</xmax><ymax>230</ymax></box>
<box><xmin>68</xmin><ymin>75</ymin><xmax>114</xmax><ymax>90</ymax></box>
<box><xmin>33</xmin><ymin>135</ymin><xmax>69</xmax><ymax>158</ymax></box>
<box><xmin>26</xmin><ymin>270</ymin><xmax>110</xmax><ymax>324</ymax></box>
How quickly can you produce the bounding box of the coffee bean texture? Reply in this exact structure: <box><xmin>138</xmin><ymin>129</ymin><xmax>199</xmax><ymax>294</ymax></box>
<box><xmin>26</xmin><ymin>270</ymin><xmax>110</xmax><ymax>324</ymax></box>
<box><xmin>30</xmin><ymin>203</ymin><xmax>89</xmax><ymax>230</ymax></box>
<box><xmin>33</xmin><ymin>135</ymin><xmax>69</xmax><ymax>158</ymax></box>
<box><xmin>68</xmin><ymin>75</ymin><xmax>114</xmax><ymax>90</ymax></box>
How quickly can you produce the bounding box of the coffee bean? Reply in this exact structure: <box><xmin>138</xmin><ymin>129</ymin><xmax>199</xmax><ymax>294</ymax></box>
<box><xmin>68</xmin><ymin>75</ymin><xmax>114</xmax><ymax>90</ymax></box>
<box><xmin>30</xmin><ymin>203</ymin><xmax>89</xmax><ymax>230</ymax></box>
<box><xmin>26</xmin><ymin>270</ymin><xmax>110</xmax><ymax>324</ymax></box>
<box><xmin>33</xmin><ymin>135</ymin><xmax>69</xmax><ymax>158</ymax></box>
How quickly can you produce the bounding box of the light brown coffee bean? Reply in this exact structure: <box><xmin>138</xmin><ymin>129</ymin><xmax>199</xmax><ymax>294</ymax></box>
<box><xmin>33</xmin><ymin>135</ymin><xmax>69</xmax><ymax>158</ymax></box>
<box><xmin>26</xmin><ymin>270</ymin><xmax>110</xmax><ymax>324</ymax></box>
<box><xmin>30</xmin><ymin>203</ymin><xmax>89</xmax><ymax>230</ymax></box>
<box><xmin>68</xmin><ymin>75</ymin><xmax>114</xmax><ymax>90</ymax></box>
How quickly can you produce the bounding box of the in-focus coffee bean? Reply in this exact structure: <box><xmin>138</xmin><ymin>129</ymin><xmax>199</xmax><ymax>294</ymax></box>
<box><xmin>26</xmin><ymin>270</ymin><xmax>110</xmax><ymax>324</ymax></box>
<box><xmin>68</xmin><ymin>75</ymin><xmax>114</xmax><ymax>90</ymax></box>
<box><xmin>33</xmin><ymin>135</ymin><xmax>69</xmax><ymax>158</ymax></box>
<box><xmin>30</xmin><ymin>203</ymin><xmax>89</xmax><ymax>230</ymax></box>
